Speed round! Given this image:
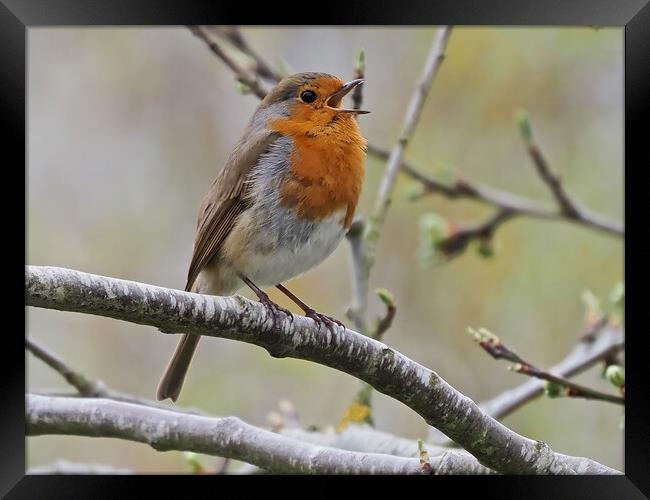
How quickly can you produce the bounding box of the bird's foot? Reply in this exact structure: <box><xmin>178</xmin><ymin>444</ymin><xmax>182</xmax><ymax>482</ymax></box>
<box><xmin>258</xmin><ymin>293</ymin><xmax>294</xmax><ymax>330</ymax></box>
<box><xmin>304</xmin><ymin>308</ymin><xmax>345</xmax><ymax>333</ymax></box>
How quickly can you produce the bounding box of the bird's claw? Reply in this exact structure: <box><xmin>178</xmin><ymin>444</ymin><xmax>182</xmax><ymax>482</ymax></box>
<box><xmin>304</xmin><ymin>308</ymin><xmax>345</xmax><ymax>333</ymax></box>
<box><xmin>259</xmin><ymin>295</ymin><xmax>294</xmax><ymax>330</ymax></box>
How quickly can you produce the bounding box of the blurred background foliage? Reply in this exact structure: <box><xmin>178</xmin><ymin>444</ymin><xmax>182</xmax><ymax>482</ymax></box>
<box><xmin>27</xmin><ymin>27</ymin><xmax>623</xmax><ymax>472</ymax></box>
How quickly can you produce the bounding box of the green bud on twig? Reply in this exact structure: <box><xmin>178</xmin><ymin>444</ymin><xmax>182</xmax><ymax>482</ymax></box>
<box><xmin>609</xmin><ymin>282</ymin><xmax>624</xmax><ymax>308</ymax></box>
<box><xmin>406</xmin><ymin>185</ymin><xmax>425</xmax><ymax>201</ymax></box>
<box><xmin>183</xmin><ymin>452</ymin><xmax>205</xmax><ymax>474</ymax></box>
<box><xmin>475</xmin><ymin>238</ymin><xmax>495</xmax><ymax>259</ymax></box>
<box><xmin>417</xmin><ymin>438</ymin><xmax>432</xmax><ymax>473</ymax></box>
<box><xmin>376</xmin><ymin>288</ymin><xmax>395</xmax><ymax>308</ymax></box>
<box><xmin>467</xmin><ymin>326</ymin><xmax>500</xmax><ymax>345</ymax></box>
<box><xmin>356</xmin><ymin>48</ymin><xmax>366</xmax><ymax>74</ymax></box>
<box><xmin>514</xmin><ymin>108</ymin><xmax>533</xmax><ymax>144</ymax></box>
<box><xmin>418</xmin><ymin>213</ymin><xmax>449</xmax><ymax>267</ymax></box>
<box><xmin>236</xmin><ymin>81</ymin><xmax>252</xmax><ymax>94</ymax></box>
<box><xmin>581</xmin><ymin>289</ymin><xmax>602</xmax><ymax>315</ymax></box>
<box><xmin>544</xmin><ymin>381</ymin><xmax>563</xmax><ymax>398</ymax></box>
<box><xmin>605</xmin><ymin>365</ymin><xmax>625</xmax><ymax>388</ymax></box>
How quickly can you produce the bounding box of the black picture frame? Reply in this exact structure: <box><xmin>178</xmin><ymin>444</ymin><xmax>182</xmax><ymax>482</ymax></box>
<box><xmin>5</xmin><ymin>0</ymin><xmax>648</xmax><ymax>497</ymax></box>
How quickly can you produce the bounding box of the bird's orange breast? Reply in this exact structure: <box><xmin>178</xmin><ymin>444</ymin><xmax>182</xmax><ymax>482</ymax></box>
<box><xmin>270</xmin><ymin>114</ymin><xmax>367</xmax><ymax>228</ymax></box>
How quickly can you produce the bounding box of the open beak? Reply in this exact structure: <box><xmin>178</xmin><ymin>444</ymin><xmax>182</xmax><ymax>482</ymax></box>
<box><xmin>325</xmin><ymin>79</ymin><xmax>370</xmax><ymax>114</ymax></box>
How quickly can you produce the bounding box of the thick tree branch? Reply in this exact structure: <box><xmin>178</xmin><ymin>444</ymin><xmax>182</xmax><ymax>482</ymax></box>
<box><xmin>27</xmin><ymin>460</ymin><xmax>135</xmax><ymax>476</ymax></box>
<box><xmin>240</xmin><ymin>424</ymin><xmax>494</xmax><ymax>475</ymax></box>
<box><xmin>26</xmin><ymin>266</ymin><xmax>618</xmax><ymax>474</ymax></box>
<box><xmin>28</xmin><ymin>460</ymin><xmax>134</xmax><ymax>475</ymax></box>
<box><xmin>27</xmin><ymin>394</ymin><xmax>443</xmax><ymax>475</ymax></box>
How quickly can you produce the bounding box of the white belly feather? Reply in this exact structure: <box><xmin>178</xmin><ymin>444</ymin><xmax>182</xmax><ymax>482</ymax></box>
<box><xmin>242</xmin><ymin>208</ymin><xmax>347</xmax><ymax>286</ymax></box>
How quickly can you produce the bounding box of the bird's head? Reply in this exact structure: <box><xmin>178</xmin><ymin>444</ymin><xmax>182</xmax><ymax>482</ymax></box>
<box><xmin>257</xmin><ymin>72</ymin><xmax>369</xmax><ymax>135</ymax></box>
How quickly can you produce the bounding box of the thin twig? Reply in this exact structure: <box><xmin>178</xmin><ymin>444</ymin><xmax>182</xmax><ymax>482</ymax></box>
<box><xmin>361</xmin><ymin>28</ymin><xmax>453</xmax><ymax>302</ymax></box>
<box><xmin>367</xmin><ymin>144</ymin><xmax>623</xmax><ymax>237</ymax></box>
<box><xmin>527</xmin><ymin>143</ymin><xmax>581</xmax><ymax>218</ymax></box>
<box><xmin>350</xmin><ymin>27</ymin><xmax>452</xmax><ymax>328</ymax></box>
<box><xmin>215</xmin><ymin>458</ymin><xmax>231</xmax><ymax>475</ymax></box>
<box><xmin>26</xmin><ymin>338</ymin><xmax>108</xmax><ymax>397</ymax></box>
<box><xmin>352</xmin><ymin>48</ymin><xmax>365</xmax><ymax>111</ymax></box>
<box><xmin>211</xmin><ymin>26</ymin><xmax>284</xmax><ymax>82</ymax></box>
<box><xmin>374</xmin><ymin>294</ymin><xmax>397</xmax><ymax>340</ymax></box>
<box><xmin>435</xmin><ymin>208</ymin><xmax>517</xmax><ymax>259</ymax></box>
<box><xmin>470</xmin><ymin>327</ymin><xmax>624</xmax><ymax>405</ymax></box>
<box><xmin>345</xmin><ymin>220</ymin><xmax>369</xmax><ymax>333</ymax></box>
<box><xmin>187</xmin><ymin>25</ymin><xmax>268</xmax><ymax>99</ymax></box>
<box><xmin>188</xmin><ymin>25</ymin><xmax>622</xmax><ymax>250</ymax></box>
<box><xmin>26</xmin><ymin>337</ymin><xmax>207</xmax><ymax>414</ymax></box>
<box><xmin>479</xmin><ymin>318</ymin><xmax>623</xmax><ymax>420</ymax></box>
<box><xmin>427</xmin><ymin>321</ymin><xmax>623</xmax><ymax>444</ymax></box>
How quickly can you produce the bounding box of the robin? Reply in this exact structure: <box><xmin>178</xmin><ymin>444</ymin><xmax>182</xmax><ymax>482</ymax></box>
<box><xmin>157</xmin><ymin>72</ymin><xmax>369</xmax><ymax>402</ymax></box>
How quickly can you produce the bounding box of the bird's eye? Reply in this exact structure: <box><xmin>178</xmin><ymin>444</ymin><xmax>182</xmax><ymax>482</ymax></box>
<box><xmin>300</xmin><ymin>90</ymin><xmax>317</xmax><ymax>103</ymax></box>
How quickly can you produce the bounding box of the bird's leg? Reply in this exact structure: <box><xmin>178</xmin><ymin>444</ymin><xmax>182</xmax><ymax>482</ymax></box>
<box><xmin>239</xmin><ymin>275</ymin><xmax>294</xmax><ymax>329</ymax></box>
<box><xmin>276</xmin><ymin>284</ymin><xmax>345</xmax><ymax>333</ymax></box>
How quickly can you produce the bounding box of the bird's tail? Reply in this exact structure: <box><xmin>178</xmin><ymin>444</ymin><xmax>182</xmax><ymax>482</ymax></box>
<box><xmin>156</xmin><ymin>333</ymin><xmax>201</xmax><ymax>402</ymax></box>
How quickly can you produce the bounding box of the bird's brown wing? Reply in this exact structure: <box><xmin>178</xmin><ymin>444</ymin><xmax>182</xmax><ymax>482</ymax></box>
<box><xmin>184</xmin><ymin>127</ymin><xmax>280</xmax><ymax>292</ymax></box>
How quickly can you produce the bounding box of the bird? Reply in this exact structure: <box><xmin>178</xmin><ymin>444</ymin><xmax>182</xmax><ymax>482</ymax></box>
<box><xmin>156</xmin><ymin>72</ymin><xmax>369</xmax><ymax>402</ymax></box>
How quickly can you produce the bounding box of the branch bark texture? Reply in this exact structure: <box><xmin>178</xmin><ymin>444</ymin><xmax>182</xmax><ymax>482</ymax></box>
<box><xmin>26</xmin><ymin>266</ymin><xmax>618</xmax><ymax>475</ymax></box>
<box><xmin>27</xmin><ymin>395</ymin><xmax>437</xmax><ymax>475</ymax></box>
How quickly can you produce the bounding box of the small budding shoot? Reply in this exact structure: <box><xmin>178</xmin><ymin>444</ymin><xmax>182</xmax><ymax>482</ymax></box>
<box><xmin>183</xmin><ymin>452</ymin><xmax>206</xmax><ymax>474</ymax></box>
<box><xmin>475</xmin><ymin>237</ymin><xmax>495</xmax><ymax>259</ymax></box>
<box><xmin>376</xmin><ymin>288</ymin><xmax>395</xmax><ymax>308</ymax></box>
<box><xmin>581</xmin><ymin>288</ymin><xmax>604</xmax><ymax>326</ymax></box>
<box><xmin>417</xmin><ymin>438</ymin><xmax>432</xmax><ymax>474</ymax></box>
<box><xmin>605</xmin><ymin>365</ymin><xmax>625</xmax><ymax>388</ymax></box>
<box><xmin>418</xmin><ymin>213</ymin><xmax>451</xmax><ymax>267</ymax></box>
<box><xmin>514</xmin><ymin>108</ymin><xmax>533</xmax><ymax>144</ymax></box>
<box><xmin>406</xmin><ymin>185</ymin><xmax>425</xmax><ymax>202</ymax></box>
<box><xmin>236</xmin><ymin>81</ymin><xmax>252</xmax><ymax>94</ymax></box>
<box><xmin>356</xmin><ymin>48</ymin><xmax>366</xmax><ymax>74</ymax></box>
<box><xmin>544</xmin><ymin>380</ymin><xmax>563</xmax><ymax>398</ymax></box>
<box><xmin>468</xmin><ymin>326</ymin><xmax>500</xmax><ymax>346</ymax></box>
<box><xmin>609</xmin><ymin>282</ymin><xmax>624</xmax><ymax>308</ymax></box>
